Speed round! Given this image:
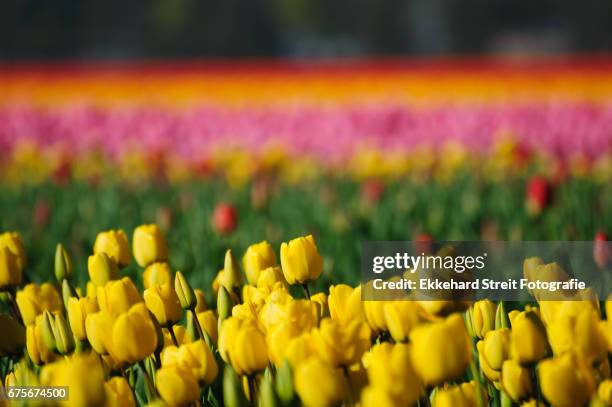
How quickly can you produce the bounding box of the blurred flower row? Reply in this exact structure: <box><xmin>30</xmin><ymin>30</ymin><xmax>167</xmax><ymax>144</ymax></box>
<box><xmin>1</xmin><ymin>227</ymin><xmax>612</xmax><ymax>406</ymax></box>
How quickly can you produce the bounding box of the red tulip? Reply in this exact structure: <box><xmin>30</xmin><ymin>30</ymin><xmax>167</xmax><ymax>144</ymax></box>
<box><xmin>212</xmin><ymin>203</ymin><xmax>237</xmax><ymax>234</ymax></box>
<box><xmin>594</xmin><ymin>231</ymin><xmax>610</xmax><ymax>269</ymax></box>
<box><xmin>413</xmin><ymin>233</ymin><xmax>434</xmax><ymax>254</ymax></box>
<box><xmin>33</xmin><ymin>200</ymin><xmax>51</xmax><ymax>229</ymax></box>
<box><xmin>361</xmin><ymin>179</ymin><xmax>385</xmax><ymax>205</ymax></box>
<box><xmin>526</xmin><ymin>176</ymin><xmax>551</xmax><ymax>215</ymax></box>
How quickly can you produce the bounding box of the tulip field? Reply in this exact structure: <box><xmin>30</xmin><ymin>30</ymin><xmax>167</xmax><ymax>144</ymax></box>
<box><xmin>0</xmin><ymin>58</ymin><xmax>612</xmax><ymax>406</ymax></box>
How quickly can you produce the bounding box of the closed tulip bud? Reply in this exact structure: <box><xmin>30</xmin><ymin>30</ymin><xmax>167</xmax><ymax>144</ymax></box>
<box><xmin>510</xmin><ymin>310</ymin><xmax>548</xmax><ymax>364</ymax></box>
<box><xmin>218</xmin><ymin>286</ymin><xmax>233</xmax><ymax>321</ymax></box>
<box><xmin>174</xmin><ymin>271</ymin><xmax>196</xmax><ymax>310</ymax></box>
<box><xmin>93</xmin><ymin>229</ymin><xmax>131</xmax><ymax>267</ymax></box>
<box><xmin>222</xmin><ymin>249</ymin><xmax>244</xmax><ymax>292</ymax></box>
<box><xmin>52</xmin><ymin>313</ymin><xmax>75</xmax><ymax>355</ymax></box>
<box><xmin>142</xmin><ymin>262</ymin><xmax>173</xmax><ymax>290</ymax></box>
<box><xmin>223</xmin><ymin>365</ymin><xmax>248</xmax><ymax>407</ymax></box>
<box><xmin>243</xmin><ymin>241</ymin><xmax>277</xmax><ymax>285</ymax></box>
<box><xmin>88</xmin><ymin>252</ymin><xmax>119</xmax><ymax>286</ymax></box>
<box><xmin>26</xmin><ymin>314</ymin><xmax>57</xmax><ymax>364</ymax></box>
<box><xmin>104</xmin><ymin>376</ymin><xmax>136</xmax><ymax>407</ymax></box>
<box><xmin>61</xmin><ymin>279</ymin><xmax>75</xmax><ymax>310</ymax></box>
<box><xmin>41</xmin><ymin>311</ymin><xmax>58</xmax><ymax>352</ymax></box>
<box><xmin>194</xmin><ymin>289</ymin><xmax>208</xmax><ymax>312</ymax></box>
<box><xmin>275</xmin><ymin>359</ymin><xmax>295</xmax><ymax>405</ymax></box>
<box><xmin>97</xmin><ymin>277</ymin><xmax>142</xmax><ymax>317</ymax></box>
<box><xmin>433</xmin><ymin>381</ymin><xmax>488</xmax><ymax>407</ymax></box>
<box><xmin>156</xmin><ymin>366</ymin><xmax>200</xmax><ymax>407</ymax></box>
<box><xmin>598</xmin><ymin>380</ymin><xmax>612</xmax><ymax>406</ymax></box>
<box><xmin>384</xmin><ymin>301</ymin><xmax>425</xmax><ymax>342</ymax></box>
<box><xmin>594</xmin><ymin>231</ymin><xmax>611</xmax><ymax>269</ymax></box>
<box><xmin>329</xmin><ymin>284</ymin><xmax>363</xmax><ymax>324</ymax></box>
<box><xmin>295</xmin><ymin>358</ymin><xmax>344</xmax><ymax>407</ymax></box>
<box><xmin>410</xmin><ymin>314</ymin><xmax>471</xmax><ymax>386</ymax></box>
<box><xmin>259</xmin><ymin>371</ymin><xmax>280</xmax><ymax>407</ymax></box>
<box><xmin>111</xmin><ymin>303</ymin><xmax>158</xmax><ymax>363</ymax></box>
<box><xmin>132</xmin><ymin>224</ymin><xmax>168</xmax><ymax>268</ymax></box>
<box><xmin>472</xmin><ymin>300</ymin><xmax>496</xmax><ymax>338</ymax></box>
<box><xmin>525</xmin><ymin>176</ymin><xmax>551</xmax><ymax>215</ymax></box>
<box><xmin>0</xmin><ymin>232</ymin><xmax>27</xmax><ymax>271</ymax></box>
<box><xmin>196</xmin><ymin>310</ymin><xmax>218</xmax><ymax>344</ymax></box>
<box><xmin>312</xmin><ymin>318</ymin><xmax>371</xmax><ymax>368</ymax></box>
<box><xmin>212</xmin><ymin>202</ymin><xmax>238</xmax><ymax>235</ymax></box>
<box><xmin>0</xmin><ymin>247</ymin><xmax>21</xmax><ymax>289</ymax></box>
<box><xmin>144</xmin><ymin>283</ymin><xmax>182</xmax><ymax>326</ymax></box>
<box><xmin>54</xmin><ymin>243</ymin><xmax>73</xmax><ymax>282</ymax></box>
<box><xmin>539</xmin><ymin>352</ymin><xmax>596</xmax><ymax>407</ymax></box>
<box><xmin>280</xmin><ymin>235</ymin><xmax>323</xmax><ymax>285</ymax></box>
<box><xmin>500</xmin><ymin>360</ymin><xmax>532</xmax><ymax>401</ymax></box>
<box><xmin>495</xmin><ymin>301</ymin><xmax>510</xmax><ymax>329</ymax></box>
<box><xmin>478</xmin><ymin>328</ymin><xmax>511</xmax><ymax>382</ymax></box>
<box><xmin>0</xmin><ymin>314</ymin><xmax>26</xmax><ymax>356</ymax></box>
<box><xmin>186</xmin><ymin>310</ymin><xmax>198</xmax><ymax>342</ymax></box>
<box><xmin>16</xmin><ymin>282</ymin><xmax>63</xmax><ymax>326</ymax></box>
<box><xmin>67</xmin><ymin>296</ymin><xmax>99</xmax><ymax>341</ymax></box>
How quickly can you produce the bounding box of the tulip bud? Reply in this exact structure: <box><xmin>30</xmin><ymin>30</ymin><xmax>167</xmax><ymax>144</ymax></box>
<box><xmin>53</xmin><ymin>313</ymin><xmax>75</xmax><ymax>355</ymax></box>
<box><xmin>223</xmin><ymin>365</ymin><xmax>248</xmax><ymax>407</ymax></box>
<box><xmin>54</xmin><ymin>243</ymin><xmax>73</xmax><ymax>283</ymax></box>
<box><xmin>133</xmin><ymin>224</ymin><xmax>168</xmax><ymax>268</ymax></box>
<box><xmin>495</xmin><ymin>301</ymin><xmax>510</xmax><ymax>329</ymax></box>
<box><xmin>243</xmin><ymin>241</ymin><xmax>277</xmax><ymax>285</ymax></box>
<box><xmin>212</xmin><ymin>203</ymin><xmax>238</xmax><ymax>235</ymax></box>
<box><xmin>217</xmin><ymin>286</ymin><xmax>233</xmax><ymax>321</ymax></box>
<box><xmin>464</xmin><ymin>308</ymin><xmax>476</xmax><ymax>338</ymax></box>
<box><xmin>61</xmin><ymin>279</ymin><xmax>75</xmax><ymax>310</ymax></box>
<box><xmin>275</xmin><ymin>359</ymin><xmax>295</xmax><ymax>405</ymax></box>
<box><xmin>93</xmin><ymin>229</ymin><xmax>131</xmax><ymax>267</ymax></box>
<box><xmin>175</xmin><ymin>271</ymin><xmax>196</xmax><ymax>310</ymax></box>
<box><xmin>142</xmin><ymin>262</ymin><xmax>173</xmax><ymax>289</ymax></box>
<box><xmin>88</xmin><ymin>253</ymin><xmax>119</xmax><ymax>286</ymax></box>
<box><xmin>525</xmin><ymin>175</ymin><xmax>551</xmax><ymax>215</ymax></box>
<box><xmin>472</xmin><ymin>300</ymin><xmax>496</xmax><ymax>339</ymax></box>
<box><xmin>67</xmin><ymin>296</ymin><xmax>99</xmax><ymax>342</ymax></box>
<box><xmin>185</xmin><ymin>311</ymin><xmax>199</xmax><ymax>342</ymax></box>
<box><xmin>222</xmin><ymin>249</ymin><xmax>244</xmax><ymax>292</ymax></box>
<box><xmin>280</xmin><ymin>235</ymin><xmax>324</xmax><ymax>285</ymax></box>
<box><xmin>510</xmin><ymin>310</ymin><xmax>548</xmax><ymax>364</ymax></box>
<box><xmin>41</xmin><ymin>311</ymin><xmax>58</xmax><ymax>353</ymax></box>
<box><xmin>259</xmin><ymin>371</ymin><xmax>279</xmax><ymax>407</ymax></box>
<box><xmin>194</xmin><ymin>289</ymin><xmax>208</xmax><ymax>312</ymax></box>
<box><xmin>0</xmin><ymin>246</ymin><xmax>21</xmax><ymax>289</ymax></box>
<box><xmin>594</xmin><ymin>231</ymin><xmax>610</xmax><ymax>269</ymax></box>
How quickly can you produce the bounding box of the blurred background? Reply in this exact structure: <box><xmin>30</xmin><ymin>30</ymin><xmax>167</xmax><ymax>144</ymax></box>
<box><xmin>0</xmin><ymin>1</ymin><xmax>611</xmax><ymax>294</ymax></box>
<box><xmin>1</xmin><ymin>0</ymin><xmax>612</xmax><ymax>59</ymax></box>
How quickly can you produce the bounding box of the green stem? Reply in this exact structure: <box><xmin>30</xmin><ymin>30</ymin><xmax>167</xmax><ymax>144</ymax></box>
<box><xmin>247</xmin><ymin>374</ymin><xmax>257</xmax><ymax>407</ymax></box>
<box><xmin>469</xmin><ymin>360</ymin><xmax>484</xmax><ymax>407</ymax></box>
<box><xmin>532</xmin><ymin>366</ymin><xmax>542</xmax><ymax>404</ymax></box>
<box><xmin>341</xmin><ymin>365</ymin><xmax>354</xmax><ymax>407</ymax></box>
<box><xmin>138</xmin><ymin>360</ymin><xmax>158</xmax><ymax>402</ymax></box>
<box><xmin>168</xmin><ymin>325</ymin><xmax>179</xmax><ymax>347</ymax></box>
<box><xmin>302</xmin><ymin>283</ymin><xmax>311</xmax><ymax>300</ymax></box>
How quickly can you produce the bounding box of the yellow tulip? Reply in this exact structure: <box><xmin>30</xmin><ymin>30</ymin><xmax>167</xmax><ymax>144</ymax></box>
<box><xmin>547</xmin><ymin>308</ymin><xmax>608</xmax><ymax>363</ymax></box>
<box><xmin>40</xmin><ymin>352</ymin><xmax>106</xmax><ymax>407</ymax></box>
<box><xmin>104</xmin><ymin>376</ymin><xmax>136</xmax><ymax>407</ymax></box>
<box><xmin>219</xmin><ymin>317</ymin><xmax>269</xmax><ymax>375</ymax></box>
<box><xmin>409</xmin><ymin>313</ymin><xmax>471</xmax><ymax>385</ymax></box>
<box><xmin>110</xmin><ymin>303</ymin><xmax>158</xmax><ymax>364</ymax></box>
<box><xmin>162</xmin><ymin>340</ymin><xmax>218</xmax><ymax>385</ymax></box>
<box><xmin>501</xmin><ymin>360</ymin><xmax>532</xmax><ymax>401</ymax></box>
<box><xmin>433</xmin><ymin>381</ymin><xmax>488</xmax><ymax>407</ymax></box>
<box><xmin>539</xmin><ymin>352</ymin><xmax>596</xmax><ymax>407</ymax></box>
<box><xmin>284</xmin><ymin>332</ymin><xmax>317</xmax><ymax>367</ymax></box>
<box><xmin>88</xmin><ymin>252</ymin><xmax>120</xmax><ymax>286</ymax></box>
<box><xmin>144</xmin><ymin>282</ymin><xmax>182</xmax><ymax>326</ymax></box>
<box><xmin>598</xmin><ymin>380</ymin><xmax>612</xmax><ymax>406</ymax></box>
<box><xmin>94</xmin><ymin>229</ymin><xmax>131</xmax><ymax>267</ymax></box>
<box><xmin>0</xmin><ymin>314</ymin><xmax>25</xmax><ymax>356</ymax></box>
<box><xmin>363</xmin><ymin>300</ymin><xmax>388</xmax><ymax>333</ymax></box>
<box><xmin>310</xmin><ymin>292</ymin><xmax>328</xmax><ymax>318</ymax></box>
<box><xmin>0</xmin><ymin>231</ymin><xmax>27</xmax><ymax>271</ymax></box>
<box><xmin>384</xmin><ymin>301</ymin><xmax>425</xmax><ymax>342</ymax></box>
<box><xmin>243</xmin><ymin>240</ymin><xmax>277</xmax><ymax>284</ymax></box>
<box><xmin>280</xmin><ymin>235</ymin><xmax>323</xmax><ymax>285</ymax></box>
<box><xmin>365</xmin><ymin>343</ymin><xmax>423</xmax><ymax>405</ymax></box>
<box><xmin>258</xmin><ymin>285</ymin><xmax>293</xmax><ymax>331</ymax></box>
<box><xmin>196</xmin><ymin>310</ymin><xmax>218</xmax><ymax>344</ymax></box>
<box><xmin>97</xmin><ymin>277</ymin><xmax>142</xmax><ymax>317</ymax></box>
<box><xmin>510</xmin><ymin>310</ymin><xmax>548</xmax><ymax>364</ymax></box>
<box><xmin>266</xmin><ymin>300</ymin><xmax>319</xmax><ymax>364</ymax></box>
<box><xmin>311</xmin><ymin>318</ymin><xmax>371</xmax><ymax>368</ymax></box>
<box><xmin>361</xmin><ymin>385</ymin><xmax>396</xmax><ymax>407</ymax></box>
<box><xmin>143</xmin><ymin>262</ymin><xmax>173</xmax><ymax>289</ymax></box>
<box><xmin>86</xmin><ymin>310</ymin><xmax>115</xmax><ymax>355</ymax></box>
<box><xmin>221</xmin><ymin>249</ymin><xmax>244</xmax><ymax>292</ymax></box>
<box><xmin>132</xmin><ymin>224</ymin><xmax>168</xmax><ymax>267</ymax></box>
<box><xmin>0</xmin><ymin>247</ymin><xmax>21</xmax><ymax>288</ymax></box>
<box><xmin>472</xmin><ymin>299</ymin><xmax>496</xmax><ymax>339</ymax></box>
<box><xmin>26</xmin><ymin>315</ymin><xmax>56</xmax><ymax>364</ymax></box>
<box><xmin>477</xmin><ymin>328</ymin><xmax>511</xmax><ymax>383</ymax></box>
<box><xmin>156</xmin><ymin>366</ymin><xmax>199</xmax><ymax>407</ymax></box>
<box><xmin>295</xmin><ymin>358</ymin><xmax>344</xmax><ymax>407</ymax></box>
<box><xmin>194</xmin><ymin>289</ymin><xmax>208</xmax><ymax>312</ymax></box>
<box><xmin>16</xmin><ymin>282</ymin><xmax>62</xmax><ymax>325</ymax></box>
<box><xmin>67</xmin><ymin>296</ymin><xmax>100</xmax><ymax>341</ymax></box>
<box><xmin>328</xmin><ymin>284</ymin><xmax>362</xmax><ymax>324</ymax></box>
<box><xmin>257</xmin><ymin>266</ymin><xmax>287</xmax><ymax>289</ymax></box>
